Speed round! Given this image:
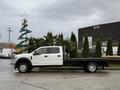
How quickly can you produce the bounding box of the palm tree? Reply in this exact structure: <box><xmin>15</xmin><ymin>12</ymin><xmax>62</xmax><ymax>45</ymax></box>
<box><xmin>28</xmin><ymin>37</ymin><xmax>45</xmax><ymax>52</ymax></box>
<box><xmin>43</xmin><ymin>32</ymin><xmax>57</xmax><ymax>46</ymax></box>
<box><xmin>55</xmin><ymin>33</ymin><xmax>64</xmax><ymax>46</ymax></box>
<box><xmin>34</xmin><ymin>38</ymin><xmax>45</xmax><ymax>48</ymax></box>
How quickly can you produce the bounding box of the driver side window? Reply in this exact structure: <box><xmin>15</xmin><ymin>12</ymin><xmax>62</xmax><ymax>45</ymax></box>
<box><xmin>36</xmin><ymin>48</ymin><xmax>47</xmax><ymax>55</ymax></box>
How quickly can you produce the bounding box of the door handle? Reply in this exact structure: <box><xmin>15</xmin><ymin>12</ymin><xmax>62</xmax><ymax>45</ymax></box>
<box><xmin>57</xmin><ymin>55</ymin><xmax>61</xmax><ymax>57</ymax></box>
<box><xmin>44</xmin><ymin>55</ymin><xmax>48</xmax><ymax>57</ymax></box>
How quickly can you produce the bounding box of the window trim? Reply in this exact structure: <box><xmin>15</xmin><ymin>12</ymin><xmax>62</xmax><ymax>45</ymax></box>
<box><xmin>47</xmin><ymin>47</ymin><xmax>60</xmax><ymax>54</ymax></box>
<box><xmin>34</xmin><ymin>47</ymin><xmax>60</xmax><ymax>55</ymax></box>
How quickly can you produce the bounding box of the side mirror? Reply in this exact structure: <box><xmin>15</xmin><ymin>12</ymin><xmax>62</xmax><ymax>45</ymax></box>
<box><xmin>33</xmin><ymin>51</ymin><xmax>37</xmax><ymax>55</ymax></box>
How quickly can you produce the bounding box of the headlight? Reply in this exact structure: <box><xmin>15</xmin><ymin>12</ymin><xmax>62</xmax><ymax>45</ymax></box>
<box><xmin>11</xmin><ymin>56</ymin><xmax>17</xmax><ymax>65</ymax></box>
<box><xmin>14</xmin><ymin>57</ymin><xmax>17</xmax><ymax>61</ymax></box>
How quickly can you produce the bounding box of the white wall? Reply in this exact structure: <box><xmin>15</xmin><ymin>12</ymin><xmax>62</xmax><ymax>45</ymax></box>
<box><xmin>83</xmin><ymin>36</ymin><xmax>92</xmax><ymax>48</ymax></box>
<box><xmin>102</xmin><ymin>47</ymin><xmax>118</xmax><ymax>56</ymax></box>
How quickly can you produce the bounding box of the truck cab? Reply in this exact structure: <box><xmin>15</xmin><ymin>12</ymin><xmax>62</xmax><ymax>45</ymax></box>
<box><xmin>13</xmin><ymin>46</ymin><xmax>63</xmax><ymax>73</ymax></box>
<box><xmin>31</xmin><ymin>46</ymin><xmax>63</xmax><ymax>66</ymax></box>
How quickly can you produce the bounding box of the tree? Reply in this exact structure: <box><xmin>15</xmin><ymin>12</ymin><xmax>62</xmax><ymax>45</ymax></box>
<box><xmin>28</xmin><ymin>37</ymin><xmax>46</xmax><ymax>53</ymax></box>
<box><xmin>34</xmin><ymin>38</ymin><xmax>45</xmax><ymax>48</ymax></box>
<box><xmin>63</xmin><ymin>39</ymin><xmax>71</xmax><ymax>58</ymax></box>
<box><xmin>117</xmin><ymin>40</ymin><xmax>120</xmax><ymax>55</ymax></box>
<box><xmin>17</xmin><ymin>18</ymin><xmax>32</xmax><ymax>53</ymax></box>
<box><xmin>95</xmin><ymin>39</ymin><xmax>102</xmax><ymax>57</ymax></box>
<box><xmin>43</xmin><ymin>32</ymin><xmax>57</xmax><ymax>46</ymax></box>
<box><xmin>82</xmin><ymin>35</ymin><xmax>90</xmax><ymax>58</ymax></box>
<box><xmin>28</xmin><ymin>37</ymin><xmax>36</xmax><ymax>53</ymax></box>
<box><xmin>69</xmin><ymin>32</ymin><xmax>78</xmax><ymax>58</ymax></box>
<box><xmin>106</xmin><ymin>38</ymin><xmax>113</xmax><ymax>56</ymax></box>
<box><xmin>55</xmin><ymin>33</ymin><xmax>64</xmax><ymax>46</ymax></box>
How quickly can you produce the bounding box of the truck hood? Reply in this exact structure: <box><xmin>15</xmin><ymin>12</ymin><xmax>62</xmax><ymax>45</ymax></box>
<box><xmin>15</xmin><ymin>53</ymin><xmax>32</xmax><ymax>58</ymax></box>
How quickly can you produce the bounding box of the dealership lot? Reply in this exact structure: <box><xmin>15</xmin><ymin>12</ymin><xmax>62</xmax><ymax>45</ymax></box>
<box><xmin>0</xmin><ymin>59</ymin><xmax>120</xmax><ymax>90</ymax></box>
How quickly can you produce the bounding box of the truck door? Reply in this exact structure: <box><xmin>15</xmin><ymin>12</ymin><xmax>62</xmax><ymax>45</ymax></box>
<box><xmin>46</xmin><ymin>47</ymin><xmax>63</xmax><ymax>65</ymax></box>
<box><xmin>32</xmin><ymin>47</ymin><xmax>63</xmax><ymax>66</ymax></box>
<box><xmin>32</xmin><ymin>48</ymin><xmax>48</xmax><ymax>65</ymax></box>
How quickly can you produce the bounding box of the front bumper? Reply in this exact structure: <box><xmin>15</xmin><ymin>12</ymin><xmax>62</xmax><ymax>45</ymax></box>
<box><xmin>10</xmin><ymin>58</ymin><xmax>17</xmax><ymax>69</ymax></box>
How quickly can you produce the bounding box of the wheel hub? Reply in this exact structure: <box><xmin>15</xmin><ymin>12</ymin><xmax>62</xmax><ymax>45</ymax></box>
<box><xmin>89</xmin><ymin>64</ymin><xmax>96</xmax><ymax>72</ymax></box>
<box><xmin>19</xmin><ymin>64</ymin><xmax>27</xmax><ymax>72</ymax></box>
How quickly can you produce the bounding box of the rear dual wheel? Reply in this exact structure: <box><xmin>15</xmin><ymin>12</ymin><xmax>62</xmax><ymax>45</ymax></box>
<box><xmin>85</xmin><ymin>62</ymin><xmax>98</xmax><ymax>73</ymax></box>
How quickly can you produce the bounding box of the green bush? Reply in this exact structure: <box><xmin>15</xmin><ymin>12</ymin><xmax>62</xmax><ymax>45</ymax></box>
<box><xmin>82</xmin><ymin>35</ymin><xmax>90</xmax><ymax>58</ymax></box>
<box><xmin>117</xmin><ymin>41</ymin><xmax>120</xmax><ymax>56</ymax></box>
<box><xmin>106</xmin><ymin>38</ymin><xmax>113</xmax><ymax>56</ymax></box>
<box><xmin>95</xmin><ymin>39</ymin><xmax>102</xmax><ymax>57</ymax></box>
<box><xmin>69</xmin><ymin>32</ymin><xmax>78</xmax><ymax>58</ymax></box>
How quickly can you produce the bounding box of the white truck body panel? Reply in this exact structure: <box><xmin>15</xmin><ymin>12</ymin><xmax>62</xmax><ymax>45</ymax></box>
<box><xmin>32</xmin><ymin>46</ymin><xmax>63</xmax><ymax>66</ymax></box>
<box><xmin>14</xmin><ymin>46</ymin><xmax>63</xmax><ymax>66</ymax></box>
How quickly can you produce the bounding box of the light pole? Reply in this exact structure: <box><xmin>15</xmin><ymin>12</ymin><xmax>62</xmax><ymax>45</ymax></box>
<box><xmin>6</xmin><ymin>27</ymin><xmax>13</xmax><ymax>44</ymax></box>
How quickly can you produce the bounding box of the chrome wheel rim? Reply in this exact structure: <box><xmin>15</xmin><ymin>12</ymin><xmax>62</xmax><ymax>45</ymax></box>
<box><xmin>88</xmin><ymin>64</ymin><xmax>96</xmax><ymax>72</ymax></box>
<box><xmin>19</xmin><ymin>64</ymin><xmax>27</xmax><ymax>72</ymax></box>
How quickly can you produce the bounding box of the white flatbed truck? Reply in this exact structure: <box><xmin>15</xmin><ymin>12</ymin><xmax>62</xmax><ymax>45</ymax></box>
<box><xmin>12</xmin><ymin>46</ymin><xmax>109</xmax><ymax>73</ymax></box>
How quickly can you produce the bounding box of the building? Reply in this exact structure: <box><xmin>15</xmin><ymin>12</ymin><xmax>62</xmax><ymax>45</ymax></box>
<box><xmin>78</xmin><ymin>21</ymin><xmax>120</xmax><ymax>49</ymax></box>
<box><xmin>0</xmin><ymin>42</ymin><xmax>16</xmax><ymax>58</ymax></box>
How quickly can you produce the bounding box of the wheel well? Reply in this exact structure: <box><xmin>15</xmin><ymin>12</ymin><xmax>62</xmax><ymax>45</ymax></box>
<box><xmin>84</xmin><ymin>61</ymin><xmax>98</xmax><ymax>67</ymax></box>
<box><xmin>15</xmin><ymin>58</ymin><xmax>32</xmax><ymax>69</ymax></box>
<box><xmin>84</xmin><ymin>61</ymin><xmax>105</xmax><ymax>69</ymax></box>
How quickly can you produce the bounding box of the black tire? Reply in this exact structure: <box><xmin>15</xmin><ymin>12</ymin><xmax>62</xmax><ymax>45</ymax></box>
<box><xmin>86</xmin><ymin>62</ymin><xmax>98</xmax><ymax>73</ymax></box>
<box><xmin>84</xmin><ymin>66</ymin><xmax>88</xmax><ymax>72</ymax></box>
<box><xmin>18</xmin><ymin>62</ymin><xmax>30</xmax><ymax>73</ymax></box>
<box><xmin>28</xmin><ymin>67</ymin><xmax>32</xmax><ymax>72</ymax></box>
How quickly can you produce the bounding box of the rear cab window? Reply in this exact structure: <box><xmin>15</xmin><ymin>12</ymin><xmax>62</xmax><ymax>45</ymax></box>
<box><xmin>47</xmin><ymin>47</ymin><xmax>60</xmax><ymax>54</ymax></box>
<box><xmin>35</xmin><ymin>47</ymin><xmax>60</xmax><ymax>55</ymax></box>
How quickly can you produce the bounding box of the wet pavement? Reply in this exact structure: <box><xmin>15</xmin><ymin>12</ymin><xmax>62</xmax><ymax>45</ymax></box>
<box><xmin>0</xmin><ymin>59</ymin><xmax>120</xmax><ymax>90</ymax></box>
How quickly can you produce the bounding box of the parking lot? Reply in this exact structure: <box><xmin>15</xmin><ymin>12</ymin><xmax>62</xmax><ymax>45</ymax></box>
<box><xmin>0</xmin><ymin>59</ymin><xmax>120</xmax><ymax>90</ymax></box>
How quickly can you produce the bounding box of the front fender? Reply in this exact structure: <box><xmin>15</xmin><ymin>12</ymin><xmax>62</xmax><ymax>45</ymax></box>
<box><xmin>15</xmin><ymin>57</ymin><xmax>32</xmax><ymax>69</ymax></box>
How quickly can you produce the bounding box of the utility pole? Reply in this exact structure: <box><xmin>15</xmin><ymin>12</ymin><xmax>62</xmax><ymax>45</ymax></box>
<box><xmin>0</xmin><ymin>33</ymin><xmax>1</xmax><ymax>39</ymax></box>
<box><xmin>6</xmin><ymin>27</ymin><xmax>13</xmax><ymax>44</ymax></box>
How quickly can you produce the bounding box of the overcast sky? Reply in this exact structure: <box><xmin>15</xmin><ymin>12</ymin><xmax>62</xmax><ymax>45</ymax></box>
<box><xmin>0</xmin><ymin>0</ymin><xmax>120</xmax><ymax>43</ymax></box>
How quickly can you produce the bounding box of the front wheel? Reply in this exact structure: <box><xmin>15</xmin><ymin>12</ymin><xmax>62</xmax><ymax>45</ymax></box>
<box><xmin>18</xmin><ymin>62</ymin><xmax>30</xmax><ymax>73</ymax></box>
<box><xmin>86</xmin><ymin>62</ymin><xmax>98</xmax><ymax>73</ymax></box>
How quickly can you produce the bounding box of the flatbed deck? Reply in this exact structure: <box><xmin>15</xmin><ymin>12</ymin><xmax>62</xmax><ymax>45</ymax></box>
<box><xmin>64</xmin><ymin>58</ymin><xmax>109</xmax><ymax>67</ymax></box>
